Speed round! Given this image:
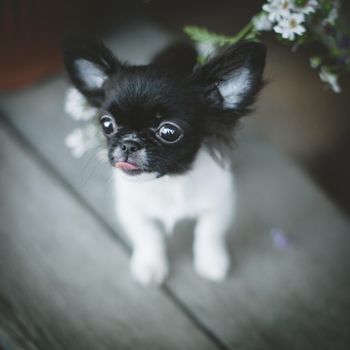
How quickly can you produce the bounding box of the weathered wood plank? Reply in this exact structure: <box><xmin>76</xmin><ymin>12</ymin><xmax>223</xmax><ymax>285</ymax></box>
<box><xmin>167</xmin><ymin>131</ymin><xmax>350</xmax><ymax>350</ymax></box>
<box><xmin>3</xmin><ymin>75</ymin><xmax>350</xmax><ymax>350</ymax></box>
<box><xmin>0</xmin><ymin>125</ymin><xmax>218</xmax><ymax>350</ymax></box>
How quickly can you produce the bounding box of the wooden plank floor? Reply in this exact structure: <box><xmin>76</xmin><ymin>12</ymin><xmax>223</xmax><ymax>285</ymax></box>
<box><xmin>1</xmin><ymin>19</ymin><xmax>350</xmax><ymax>350</ymax></box>
<box><xmin>0</xmin><ymin>123</ymin><xmax>219</xmax><ymax>350</ymax></box>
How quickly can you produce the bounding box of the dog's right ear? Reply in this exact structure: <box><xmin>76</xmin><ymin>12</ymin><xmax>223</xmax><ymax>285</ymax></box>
<box><xmin>63</xmin><ymin>34</ymin><xmax>120</xmax><ymax>106</ymax></box>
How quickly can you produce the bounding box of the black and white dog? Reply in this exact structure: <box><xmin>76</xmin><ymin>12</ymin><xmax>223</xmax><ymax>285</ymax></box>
<box><xmin>63</xmin><ymin>35</ymin><xmax>266</xmax><ymax>285</ymax></box>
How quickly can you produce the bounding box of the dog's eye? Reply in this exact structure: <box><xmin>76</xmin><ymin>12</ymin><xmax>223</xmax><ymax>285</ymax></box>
<box><xmin>100</xmin><ymin>116</ymin><xmax>116</xmax><ymax>136</ymax></box>
<box><xmin>157</xmin><ymin>122</ymin><xmax>183</xmax><ymax>143</ymax></box>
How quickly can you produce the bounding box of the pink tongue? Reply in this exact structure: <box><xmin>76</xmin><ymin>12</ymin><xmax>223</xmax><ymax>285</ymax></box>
<box><xmin>114</xmin><ymin>162</ymin><xmax>139</xmax><ymax>170</ymax></box>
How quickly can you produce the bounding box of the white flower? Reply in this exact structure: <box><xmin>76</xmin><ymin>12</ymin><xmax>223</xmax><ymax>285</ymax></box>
<box><xmin>65</xmin><ymin>128</ymin><xmax>86</xmax><ymax>158</ymax></box>
<box><xmin>296</xmin><ymin>0</ymin><xmax>318</xmax><ymax>15</ymax></box>
<box><xmin>263</xmin><ymin>0</ymin><xmax>295</xmax><ymax>23</ymax></box>
<box><xmin>65</xmin><ymin>124</ymin><xmax>101</xmax><ymax>158</ymax></box>
<box><xmin>319</xmin><ymin>67</ymin><xmax>341</xmax><ymax>93</ymax></box>
<box><xmin>274</xmin><ymin>13</ymin><xmax>305</xmax><ymax>40</ymax></box>
<box><xmin>252</xmin><ymin>13</ymin><xmax>273</xmax><ymax>31</ymax></box>
<box><xmin>64</xmin><ymin>88</ymin><xmax>98</xmax><ymax>121</ymax></box>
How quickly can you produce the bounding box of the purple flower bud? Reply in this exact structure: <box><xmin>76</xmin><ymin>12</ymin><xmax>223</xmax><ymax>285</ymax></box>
<box><xmin>323</xmin><ymin>23</ymin><xmax>336</xmax><ymax>36</ymax></box>
<box><xmin>270</xmin><ymin>227</ymin><xmax>292</xmax><ymax>250</ymax></box>
<box><xmin>338</xmin><ymin>34</ymin><xmax>350</xmax><ymax>49</ymax></box>
<box><xmin>336</xmin><ymin>55</ymin><xmax>349</xmax><ymax>65</ymax></box>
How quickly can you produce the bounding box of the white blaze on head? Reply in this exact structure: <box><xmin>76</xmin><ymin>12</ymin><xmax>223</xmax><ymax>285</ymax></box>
<box><xmin>217</xmin><ymin>67</ymin><xmax>251</xmax><ymax>109</ymax></box>
<box><xmin>75</xmin><ymin>59</ymin><xmax>108</xmax><ymax>89</ymax></box>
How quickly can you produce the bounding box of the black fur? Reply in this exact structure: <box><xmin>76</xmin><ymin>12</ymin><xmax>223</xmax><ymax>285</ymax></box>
<box><xmin>63</xmin><ymin>34</ymin><xmax>120</xmax><ymax>106</ymax></box>
<box><xmin>63</xmin><ymin>35</ymin><xmax>266</xmax><ymax>177</ymax></box>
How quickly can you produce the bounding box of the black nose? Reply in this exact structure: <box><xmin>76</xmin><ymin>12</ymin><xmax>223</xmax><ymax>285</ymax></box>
<box><xmin>120</xmin><ymin>140</ymin><xmax>141</xmax><ymax>154</ymax></box>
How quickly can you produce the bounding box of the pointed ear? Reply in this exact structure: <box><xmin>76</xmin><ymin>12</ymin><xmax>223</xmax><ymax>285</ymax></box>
<box><xmin>193</xmin><ymin>41</ymin><xmax>266</xmax><ymax>111</ymax></box>
<box><xmin>63</xmin><ymin>34</ymin><xmax>120</xmax><ymax>106</ymax></box>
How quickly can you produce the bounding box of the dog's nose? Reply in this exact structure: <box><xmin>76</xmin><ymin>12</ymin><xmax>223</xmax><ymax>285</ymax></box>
<box><xmin>120</xmin><ymin>140</ymin><xmax>141</xmax><ymax>154</ymax></box>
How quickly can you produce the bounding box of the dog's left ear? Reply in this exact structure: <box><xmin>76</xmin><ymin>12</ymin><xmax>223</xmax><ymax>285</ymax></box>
<box><xmin>192</xmin><ymin>41</ymin><xmax>266</xmax><ymax>111</ymax></box>
<box><xmin>63</xmin><ymin>34</ymin><xmax>120</xmax><ymax>106</ymax></box>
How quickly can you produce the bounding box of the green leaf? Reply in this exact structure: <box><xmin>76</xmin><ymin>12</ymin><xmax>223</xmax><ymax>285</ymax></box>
<box><xmin>294</xmin><ymin>0</ymin><xmax>307</xmax><ymax>6</ymax></box>
<box><xmin>310</xmin><ymin>56</ymin><xmax>322</xmax><ymax>68</ymax></box>
<box><xmin>183</xmin><ymin>26</ymin><xmax>234</xmax><ymax>46</ymax></box>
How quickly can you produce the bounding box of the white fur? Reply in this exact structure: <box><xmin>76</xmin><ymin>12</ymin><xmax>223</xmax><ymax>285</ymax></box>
<box><xmin>75</xmin><ymin>59</ymin><xmax>107</xmax><ymax>89</ymax></box>
<box><xmin>218</xmin><ymin>68</ymin><xmax>251</xmax><ymax>108</ymax></box>
<box><xmin>113</xmin><ymin>148</ymin><xmax>235</xmax><ymax>285</ymax></box>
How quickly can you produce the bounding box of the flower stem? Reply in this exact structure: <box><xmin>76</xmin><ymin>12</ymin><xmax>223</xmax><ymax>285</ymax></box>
<box><xmin>228</xmin><ymin>21</ymin><xmax>254</xmax><ymax>44</ymax></box>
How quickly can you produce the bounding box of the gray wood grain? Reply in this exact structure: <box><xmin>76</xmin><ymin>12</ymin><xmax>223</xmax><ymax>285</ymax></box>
<box><xmin>0</xmin><ymin>126</ymin><xmax>218</xmax><ymax>350</ymax></box>
<box><xmin>168</xmin><ymin>131</ymin><xmax>350</xmax><ymax>350</ymax></box>
<box><xmin>1</xmin><ymin>19</ymin><xmax>350</xmax><ymax>350</ymax></box>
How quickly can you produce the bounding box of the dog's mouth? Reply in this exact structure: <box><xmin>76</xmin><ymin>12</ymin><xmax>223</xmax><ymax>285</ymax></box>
<box><xmin>113</xmin><ymin>161</ymin><xmax>142</xmax><ymax>176</ymax></box>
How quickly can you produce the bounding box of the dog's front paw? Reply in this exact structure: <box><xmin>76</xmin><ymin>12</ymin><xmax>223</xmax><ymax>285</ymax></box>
<box><xmin>194</xmin><ymin>243</ymin><xmax>230</xmax><ymax>281</ymax></box>
<box><xmin>130</xmin><ymin>251</ymin><xmax>169</xmax><ymax>286</ymax></box>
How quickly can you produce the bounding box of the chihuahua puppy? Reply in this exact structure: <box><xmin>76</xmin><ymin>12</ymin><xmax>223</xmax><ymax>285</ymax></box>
<box><xmin>63</xmin><ymin>35</ymin><xmax>265</xmax><ymax>285</ymax></box>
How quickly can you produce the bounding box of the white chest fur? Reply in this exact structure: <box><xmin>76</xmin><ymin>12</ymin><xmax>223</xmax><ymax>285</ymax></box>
<box><xmin>113</xmin><ymin>148</ymin><xmax>235</xmax><ymax>284</ymax></box>
<box><xmin>113</xmin><ymin>149</ymin><xmax>235</xmax><ymax>234</ymax></box>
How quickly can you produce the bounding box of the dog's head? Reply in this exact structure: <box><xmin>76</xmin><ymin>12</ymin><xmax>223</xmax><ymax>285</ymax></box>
<box><xmin>63</xmin><ymin>35</ymin><xmax>266</xmax><ymax>179</ymax></box>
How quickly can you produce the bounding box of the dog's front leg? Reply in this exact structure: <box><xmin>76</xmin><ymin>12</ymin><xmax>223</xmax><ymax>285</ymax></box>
<box><xmin>118</xmin><ymin>208</ymin><xmax>168</xmax><ymax>286</ymax></box>
<box><xmin>193</xmin><ymin>204</ymin><xmax>233</xmax><ymax>281</ymax></box>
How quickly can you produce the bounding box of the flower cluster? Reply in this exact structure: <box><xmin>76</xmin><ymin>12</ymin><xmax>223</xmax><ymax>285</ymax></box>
<box><xmin>262</xmin><ymin>0</ymin><xmax>319</xmax><ymax>39</ymax></box>
<box><xmin>64</xmin><ymin>88</ymin><xmax>103</xmax><ymax>158</ymax></box>
<box><xmin>184</xmin><ymin>0</ymin><xmax>349</xmax><ymax>93</ymax></box>
<box><xmin>262</xmin><ymin>0</ymin><xmax>318</xmax><ymax>40</ymax></box>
